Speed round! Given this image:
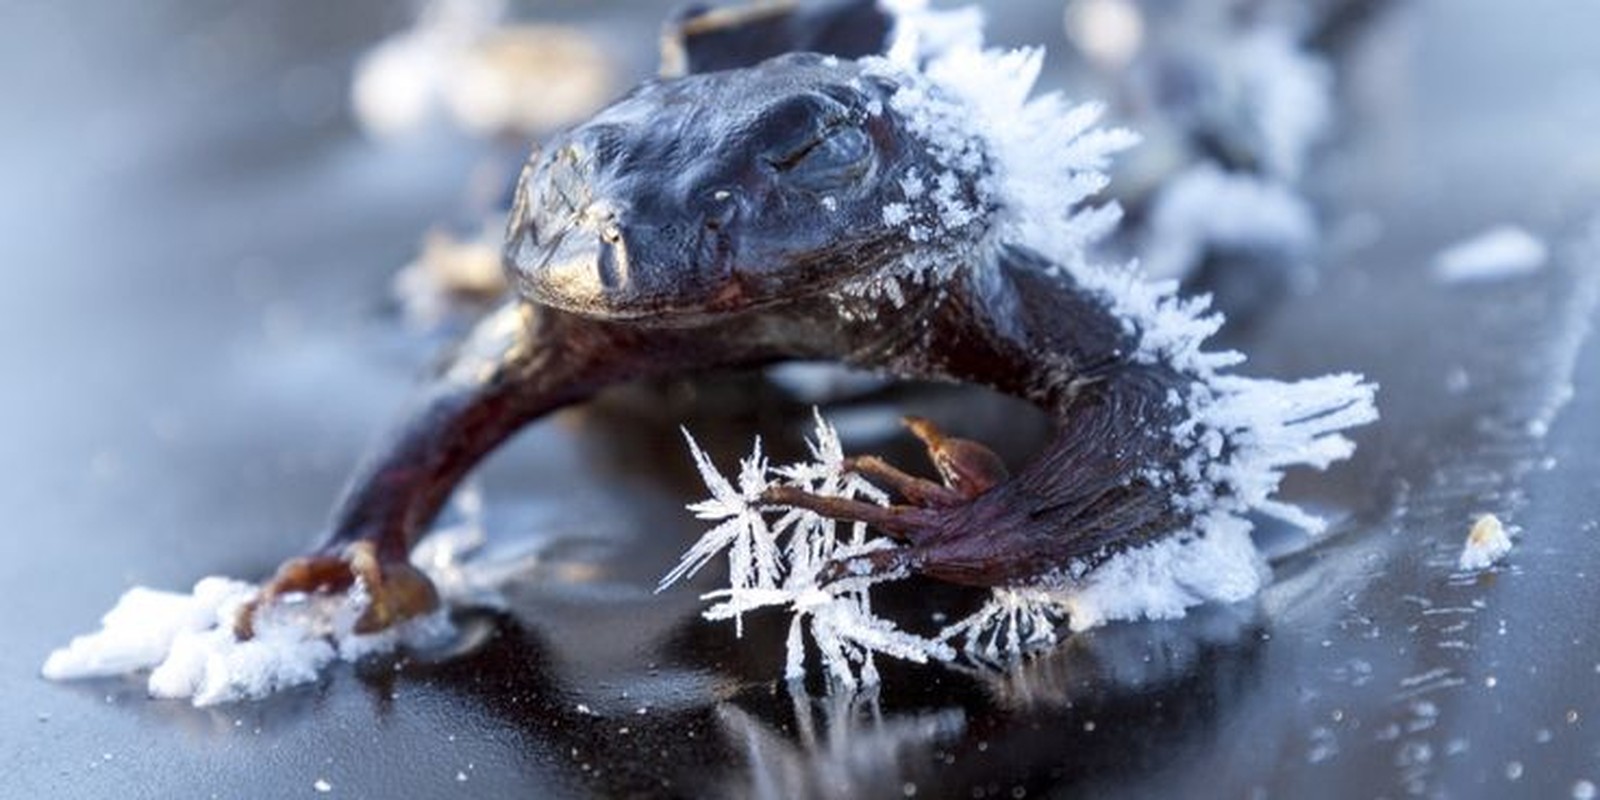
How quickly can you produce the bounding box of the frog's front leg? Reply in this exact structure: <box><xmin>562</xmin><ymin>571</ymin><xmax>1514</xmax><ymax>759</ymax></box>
<box><xmin>767</xmin><ymin>385</ymin><xmax>1188</xmax><ymax>590</ymax></box>
<box><xmin>237</xmin><ymin>300</ymin><xmax>677</xmax><ymax>636</ymax></box>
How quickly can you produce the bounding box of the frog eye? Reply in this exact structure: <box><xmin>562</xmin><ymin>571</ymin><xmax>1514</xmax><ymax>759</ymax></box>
<box><xmin>773</xmin><ymin>124</ymin><xmax>872</xmax><ymax>191</ymax></box>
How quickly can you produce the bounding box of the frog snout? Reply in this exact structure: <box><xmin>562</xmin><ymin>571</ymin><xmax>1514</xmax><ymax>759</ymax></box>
<box><xmin>508</xmin><ymin>188</ymin><xmax>742</xmax><ymax>318</ymax></box>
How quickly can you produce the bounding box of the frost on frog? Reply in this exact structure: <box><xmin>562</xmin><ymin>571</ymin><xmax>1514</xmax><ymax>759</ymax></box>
<box><xmin>669</xmin><ymin>7</ymin><xmax>1375</xmax><ymax>685</ymax></box>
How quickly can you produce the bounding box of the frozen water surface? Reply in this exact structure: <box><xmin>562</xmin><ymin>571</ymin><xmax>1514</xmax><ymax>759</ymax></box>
<box><xmin>5</xmin><ymin>0</ymin><xmax>1600</xmax><ymax>797</ymax></box>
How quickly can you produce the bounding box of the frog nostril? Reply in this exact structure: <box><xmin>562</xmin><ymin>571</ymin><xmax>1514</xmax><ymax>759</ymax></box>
<box><xmin>703</xmin><ymin>188</ymin><xmax>740</xmax><ymax>230</ymax></box>
<box><xmin>595</xmin><ymin>236</ymin><xmax>628</xmax><ymax>290</ymax></box>
<box><xmin>581</xmin><ymin>200</ymin><xmax>623</xmax><ymax>237</ymax></box>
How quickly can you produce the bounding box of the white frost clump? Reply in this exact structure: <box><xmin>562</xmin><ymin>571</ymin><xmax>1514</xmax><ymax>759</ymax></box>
<box><xmin>1048</xmin><ymin>511</ymin><xmax>1266</xmax><ymax>631</ymax></box>
<box><xmin>41</xmin><ymin>487</ymin><xmax>511</xmax><ymax>707</ymax></box>
<box><xmin>1457</xmin><ymin>514</ymin><xmax>1514</xmax><ymax>571</ymax></box>
<box><xmin>1433</xmin><ymin>225</ymin><xmax>1548</xmax><ymax>284</ymax></box>
<box><xmin>939</xmin><ymin>586</ymin><xmax>1068</xmax><ymax>664</ymax></box>
<box><xmin>42</xmin><ymin>577</ymin><xmax>451</xmax><ymax>707</ymax></box>
<box><xmin>660</xmin><ymin>413</ymin><xmax>952</xmax><ymax>690</ymax></box>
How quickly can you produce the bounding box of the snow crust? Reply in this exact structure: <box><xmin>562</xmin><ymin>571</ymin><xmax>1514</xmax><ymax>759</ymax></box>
<box><xmin>1433</xmin><ymin>225</ymin><xmax>1548</xmax><ymax>284</ymax></box>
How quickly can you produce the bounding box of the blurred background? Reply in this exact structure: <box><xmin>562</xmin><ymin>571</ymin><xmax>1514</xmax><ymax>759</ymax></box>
<box><xmin>3</xmin><ymin>1</ymin><xmax>1599</xmax><ymax>797</ymax></box>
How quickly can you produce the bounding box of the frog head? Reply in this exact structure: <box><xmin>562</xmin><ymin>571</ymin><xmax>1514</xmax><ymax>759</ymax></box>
<box><xmin>505</xmin><ymin>53</ymin><xmax>985</xmax><ymax>323</ymax></box>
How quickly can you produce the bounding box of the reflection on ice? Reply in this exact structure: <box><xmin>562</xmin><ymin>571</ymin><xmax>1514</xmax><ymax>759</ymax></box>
<box><xmin>718</xmin><ymin>685</ymin><xmax>965</xmax><ymax>800</ymax></box>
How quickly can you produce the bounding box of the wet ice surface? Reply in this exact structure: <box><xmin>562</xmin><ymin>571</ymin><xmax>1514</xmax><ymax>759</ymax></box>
<box><xmin>6</xmin><ymin>0</ymin><xmax>1600</xmax><ymax>798</ymax></box>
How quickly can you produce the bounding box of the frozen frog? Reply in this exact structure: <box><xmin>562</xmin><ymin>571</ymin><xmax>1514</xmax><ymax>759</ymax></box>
<box><xmin>237</xmin><ymin>0</ymin><xmax>1377</xmax><ymax>644</ymax></box>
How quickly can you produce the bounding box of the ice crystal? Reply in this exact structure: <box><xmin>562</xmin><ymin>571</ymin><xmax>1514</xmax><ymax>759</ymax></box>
<box><xmin>662</xmin><ymin>413</ymin><xmax>950</xmax><ymax>688</ymax></box>
<box><xmin>657</xmin><ymin>435</ymin><xmax>780</xmax><ymax>603</ymax></box>
<box><xmin>939</xmin><ymin>587</ymin><xmax>1069</xmax><ymax>665</ymax></box>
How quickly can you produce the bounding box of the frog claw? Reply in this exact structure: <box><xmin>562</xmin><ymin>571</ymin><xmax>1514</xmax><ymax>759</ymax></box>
<box><xmin>346</xmin><ymin>542</ymin><xmax>441</xmax><ymax>635</ymax></box>
<box><xmin>233</xmin><ymin>541</ymin><xmax>440</xmax><ymax>639</ymax></box>
<box><xmin>899</xmin><ymin>416</ymin><xmax>1009</xmax><ymax>499</ymax></box>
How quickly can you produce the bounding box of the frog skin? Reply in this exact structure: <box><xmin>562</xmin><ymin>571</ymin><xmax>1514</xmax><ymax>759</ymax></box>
<box><xmin>237</xmin><ymin>47</ymin><xmax>1214</xmax><ymax>636</ymax></box>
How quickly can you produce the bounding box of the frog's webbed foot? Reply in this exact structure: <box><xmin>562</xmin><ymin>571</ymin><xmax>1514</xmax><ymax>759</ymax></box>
<box><xmin>762</xmin><ymin>416</ymin><xmax>1011</xmax><ymax>580</ymax></box>
<box><xmin>233</xmin><ymin>541</ymin><xmax>440</xmax><ymax>639</ymax></box>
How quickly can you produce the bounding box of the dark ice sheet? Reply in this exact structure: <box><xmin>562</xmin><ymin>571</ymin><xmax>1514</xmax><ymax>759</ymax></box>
<box><xmin>3</xmin><ymin>1</ymin><xmax>1599</xmax><ymax>797</ymax></box>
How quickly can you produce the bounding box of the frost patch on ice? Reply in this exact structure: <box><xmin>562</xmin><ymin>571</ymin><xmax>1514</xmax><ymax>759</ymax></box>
<box><xmin>41</xmin><ymin>486</ymin><xmax>515</xmax><ymax>707</ymax></box>
<box><xmin>1054</xmin><ymin>512</ymin><xmax>1267</xmax><ymax>631</ymax></box>
<box><xmin>1432</xmin><ymin>225</ymin><xmax>1548</xmax><ymax>284</ymax></box>
<box><xmin>42</xmin><ymin>578</ymin><xmax>452</xmax><ymax>707</ymax></box>
<box><xmin>42</xmin><ymin>578</ymin><xmax>253</xmax><ymax>683</ymax></box>
<box><xmin>1457</xmin><ymin>514</ymin><xmax>1514</xmax><ymax>572</ymax></box>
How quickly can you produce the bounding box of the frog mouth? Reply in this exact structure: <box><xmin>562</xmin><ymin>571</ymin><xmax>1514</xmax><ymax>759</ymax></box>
<box><xmin>507</xmin><ymin>209</ymin><xmax>750</xmax><ymax>322</ymax></box>
<box><xmin>507</xmin><ymin>199</ymin><xmax>907</xmax><ymax>325</ymax></box>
